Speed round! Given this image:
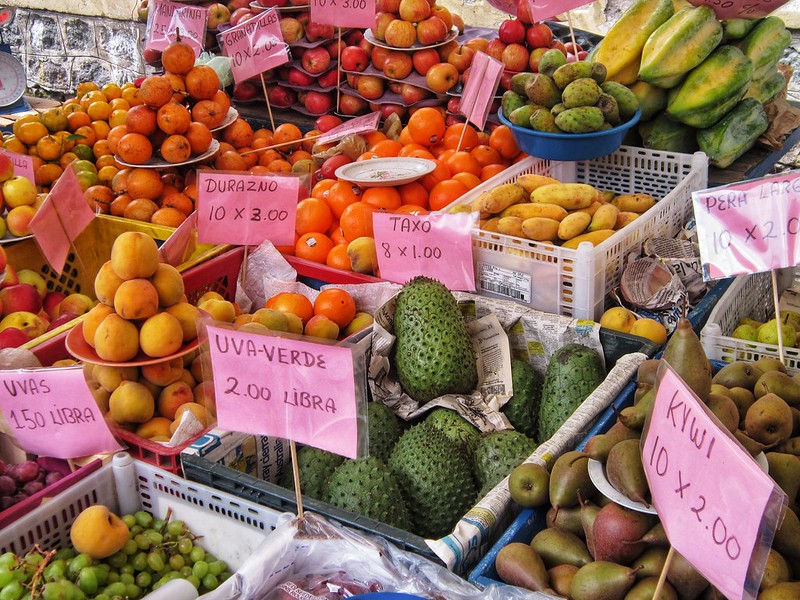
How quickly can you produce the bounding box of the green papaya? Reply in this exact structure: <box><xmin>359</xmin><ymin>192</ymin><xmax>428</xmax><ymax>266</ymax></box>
<box><xmin>666</xmin><ymin>45</ymin><xmax>753</xmax><ymax>128</ymax></box>
<box><xmin>697</xmin><ymin>98</ymin><xmax>769</xmax><ymax>169</ymax></box>
<box><xmin>591</xmin><ymin>0</ymin><xmax>674</xmax><ymax>85</ymax></box>
<box><xmin>721</xmin><ymin>18</ymin><xmax>760</xmax><ymax>41</ymax></box>
<box><xmin>639</xmin><ymin>6</ymin><xmax>723</xmax><ymax>89</ymax></box>
<box><xmin>629</xmin><ymin>81</ymin><xmax>668</xmax><ymax>121</ymax></box>
<box><xmin>745</xmin><ymin>69</ymin><xmax>786</xmax><ymax>105</ymax></box>
<box><xmin>639</xmin><ymin>112</ymin><xmax>698</xmax><ymax>153</ymax></box>
<box><xmin>741</xmin><ymin>17</ymin><xmax>791</xmax><ymax>75</ymax></box>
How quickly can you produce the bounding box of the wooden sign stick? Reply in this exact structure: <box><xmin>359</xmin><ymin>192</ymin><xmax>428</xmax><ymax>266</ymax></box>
<box><xmin>653</xmin><ymin>546</ymin><xmax>676</xmax><ymax>599</ymax></box>
<box><xmin>289</xmin><ymin>439</ymin><xmax>305</xmax><ymax>519</ymax></box>
<box><xmin>566</xmin><ymin>11</ymin><xmax>579</xmax><ymax>57</ymax></box>
<box><xmin>259</xmin><ymin>72</ymin><xmax>276</xmax><ymax>132</ymax></box>
<box><xmin>771</xmin><ymin>270</ymin><xmax>786</xmax><ymax>363</ymax></box>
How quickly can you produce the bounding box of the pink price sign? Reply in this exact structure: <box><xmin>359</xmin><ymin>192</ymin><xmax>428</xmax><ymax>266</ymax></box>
<box><xmin>642</xmin><ymin>366</ymin><xmax>785</xmax><ymax>600</ymax></box>
<box><xmin>687</xmin><ymin>0</ymin><xmax>790</xmax><ymax>19</ymax></box>
<box><xmin>459</xmin><ymin>52</ymin><xmax>504</xmax><ymax>130</ymax></box>
<box><xmin>145</xmin><ymin>0</ymin><xmax>207</xmax><ymax>55</ymax></box>
<box><xmin>0</xmin><ymin>150</ymin><xmax>34</xmax><ymax>185</ymax></box>
<box><xmin>206</xmin><ymin>324</ymin><xmax>363</xmax><ymax>458</ymax></box>
<box><xmin>373</xmin><ymin>212</ymin><xmax>476</xmax><ymax>290</ymax></box>
<box><xmin>219</xmin><ymin>9</ymin><xmax>289</xmax><ymax>83</ymax></box>
<box><xmin>311</xmin><ymin>0</ymin><xmax>376</xmax><ymax>30</ymax></box>
<box><xmin>196</xmin><ymin>171</ymin><xmax>299</xmax><ymax>246</ymax></box>
<box><xmin>692</xmin><ymin>171</ymin><xmax>800</xmax><ymax>280</ymax></box>
<box><xmin>318</xmin><ymin>112</ymin><xmax>380</xmax><ymax>145</ymax></box>
<box><xmin>526</xmin><ymin>0</ymin><xmax>593</xmax><ymax>21</ymax></box>
<box><xmin>0</xmin><ymin>367</ymin><xmax>123</xmax><ymax>459</ymax></box>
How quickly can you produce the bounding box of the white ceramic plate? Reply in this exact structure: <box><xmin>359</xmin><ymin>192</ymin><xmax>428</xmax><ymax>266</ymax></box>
<box><xmin>211</xmin><ymin>107</ymin><xmax>239</xmax><ymax>132</ymax></box>
<box><xmin>0</xmin><ymin>233</ymin><xmax>33</xmax><ymax>245</ymax></box>
<box><xmin>250</xmin><ymin>1</ymin><xmax>309</xmax><ymax>11</ymax></box>
<box><xmin>335</xmin><ymin>157</ymin><xmax>436</xmax><ymax>187</ymax></box>
<box><xmin>364</xmin><ymin>27</ymin><xmax>458</xmax><ymax>51</ymax></box>
<box><xmin>115</xmin><ymin>139</ymin><xmax>219</xmax><ymax>169</ymax></box>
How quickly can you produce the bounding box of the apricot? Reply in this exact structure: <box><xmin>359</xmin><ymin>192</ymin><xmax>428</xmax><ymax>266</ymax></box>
<box><xmin>110</xmin><ymin>231</ymin><xmax>159</xmax><ymax>280</ymax></box>
<box><xmin>94</xmin><ymin>260</ymin><xmax>125</xmax><ymax>306</ymax></box>
<box><xmin>304</xmin><ymin>314</ymin><xmax>339</xmax><ymax>340</ymax></box>
<box><xmin>190</xmin><ymin>351</ymin><xmax>210</xmax><ymax>382</ymax></box>
<box><xmin>136</xmin><ymin>417</ymin><xmax>173</xmax><ymax>440</ymax></box>
<box><xmin>138</xmin><ymin>377</ymin><xmax>162</xmax><ymax>398</ymax></box>
<box><xmin>114</xmin><ymin>279</ymin><xmax>159</xmax><ymax>320</ymax></box>
<box><xmin>108</xmin><ymin>381</ymin><xmax>155</xmax><ymax>424</ymax></box>
<box><xmin>149</xmin><ymin>263</ymin><xmax>185</xmax><ymax>307</ymax></box>
<box><xmin>139</xmin><ymin>312</ymin><xmax>183</xmax><ymax>358</ymax></box>
<box><xmin>164</xmin><ymin>302</ymin><xmax>201</xmax><ymax>342</ymax></box>
<box><xmin>91</xmin><ymin>385</ymin><xmax>111</xmax><ymax>412</ymax></box>
<box><xmin>171</xmin><ymin>402</ymin><xmax>211</xmax><ymax>432</ymax></box>
<box><xmin>252</xmin><ymin>308</ymin><xmax>289</xmax><ymax>332</ymax></box>
<box><xmin>193</xmin><ymin>380</ymin><xmax>216</xmax><ymax>417</ymax></box>
<box><xmin>94</xmin><ymin>313</ymin><xmax>140</xmax><ymax>362</ymax></box>
<box><xmin>197</xmin><ymin>298</ymin><xmax>236</xmax><ymax>323</ymax></box>
<box><xmin>140</xmin><ymin>357</ymin><xmax>183</xmax><ymax>386</ymax></box>
<box><xmin>93</xmin><ymin>365</ymin><xmax>139</xmax><ymax>393</ymax></box>
<box><xmin>82</xmin><ymin>303</ymin><xmax>115</xmax><ymax>347</ymax></box>
<box><xmin>157</xmin><ymin>381</ymin><xmax>194</xmax><ymax>419</ymax></box>
<box><xmin>284</xmin><ymin>312</ymin><xmax>304</xmax><ymax>335</ymax></box>
<box><xmin>178</xmin><ymin>369</ymin><xmax>196</xmax><ymax>389</ymax></box>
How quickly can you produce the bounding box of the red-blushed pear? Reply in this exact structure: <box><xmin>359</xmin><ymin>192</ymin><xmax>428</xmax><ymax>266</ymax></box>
<box><xmin>526</xmin><ymin>23</ymin><xmax>554</xmax><ymax>49</ymax></box>
<box><xmin>55</xmin><ymin>293</ymin><xmax>95</xmax><ymax>318</ymax></box>
<box><xmin>412</xmin><ymin>47</ymin><xmax>439</xmax><ymax>76</ymax></box>
<box><xmin>425</xmin><ymin>62</ymin><xmax>459</xmax><ymax>94</ymax></box>
<box><xmin>0</xmin><ymin>265</ymin><xmax>18</xmax><ymax>289</ymax></box>
<box><xmin>498</xmin><ymin>18</ymin><xmax>525</xmax><ymax>44</ymax></box>
<box><xmin>0</xmin><ymin>311</ymin><xmax>47</xmax><ymax>340</ymax></box>
<box><xmin>382</xmin><ymin>51</ymin><xmax>413</xmax><ymax>80</ymax></box>
<box><xmin>206</xmin><ymin>3</ymin><xmax>231</xmax><ymax>29</ymax></box>
<box><xmin>3</xmin><ymin>176</ymin><xmax>37</xmax><ymax>208</ymax></box>
<box><xmin>416</xmin><ymin>15</ymin><xmax>448</xmax><ymax>46</ymax></box>
<box><xmin>0</xmin><ymin>284</ymin><xmax>42</xmax><ymax>316</ymax></box>
<box><xmin>301</xmin><ymin>47</ymin><xmax>331</xmax><ymax>75</ymax></box>
<box><xmin>446</xmin><ymin>45</ymin><xmax>474</xmax><ymax>73</ymax></box>
<box><xmin>341</xmin><ymin>45</ymin><xmax>369</xmax><ymax>72</ymax></box>
<box><xmin>384</xmin><ymin>19</ymin><xmax>416</xmax><ymax>48</ymax></box>
<box><xmin>502</xmin><ymin>43</ymin><xmax>530</xmax><ymax>72</ymax></box>
<box><xmin>338</xmin><ymin>94</ymin><xmax>368</xmax><ymax>116</ymax></box>
<box><xmin>279</xmin><ymin>17</ymin><xmax>304</xmax><ymax>44</ymax></box>
<box><xmin>46</xmin><ymin>312</ymin><xmax>80</xmax><ymax>332</ymax></box>
<box><xmin>15</xmin><ymin>270</ymin><xmax>46</xmax><ymax>298</ymax></box>
<box><xmin>0</xmin><ymin>327</ymin><xmax>28</xmax><ymax>349</ymax></box>
<box><xmin>43</xmin><ymin>291</ymin><xmax>67</xmax><ymax>320</ymax></box>
<box><xmin>484</xmin><ymin>38</ymin><xmax>507</xmax><ymax>61</ymax></box>
<box><xmin>398</xmin><ymin>0</ymin><xmax>430</xmax><ymax>22</ymax></box>
<box><xmin>0</xmin><ymin>152</ymin><xmax>14</xmax><ymax>183</ymax></box>
<box><xmin>318</xmin><ymin>69</ymin><xmax>340</xmax><ymax>88</ymax></box>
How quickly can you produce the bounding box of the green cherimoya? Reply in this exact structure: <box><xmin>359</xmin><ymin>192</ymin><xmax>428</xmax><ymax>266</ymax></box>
<box><xmin>278</xmin><ymin>446</ymin><xmax>344</xmax><ymax>500</ymax></box>
<box><xmin>367</xmin><ymin>402</ymin><xmax>406</xmax><ymax>464</ymax></box>
<box><xmin>393</xmin><ymin>277</ymin><xmax>478</xmax><ymax>404</ymax></box>
<box><xmin>388</xmin><ymin>422</ymin><xmax>478</xmax><ymax>539</ymax></box>
<box><xmin>424</xmin><ymin>407</ymin><xmax>481</xmax><ymax>459</ymax></box>
<box><xmin>323</xmin><ymin>456</ymin><xmax>412</xmax><ymax>531</ymax></box>
<box><xmin>474</xmin><ymin>430</ymin><xmax>538</xmax><ymax>495</ymax></box>
<box><xmin>501</xmin><ymin>359</ymin><xmax>543</xmax><ymax>440</ymax></box>
<box><xmin>538</xmin><ymin>343</ymin><xmax>606</xmax><ymax>442</ymax></box>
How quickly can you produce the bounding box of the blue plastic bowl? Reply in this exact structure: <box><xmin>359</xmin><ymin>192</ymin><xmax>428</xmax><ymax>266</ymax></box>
<box><xmin>497</xmin><ymin>106</ymin><xmax>642</xmax><ymax>161</ymax></box>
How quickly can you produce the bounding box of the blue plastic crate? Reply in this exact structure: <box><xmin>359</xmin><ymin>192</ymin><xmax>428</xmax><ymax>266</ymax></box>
<box><xmin>687</xmin><ymin>278</ymin><xmax>734</xmax><ymax>334</ymax></box>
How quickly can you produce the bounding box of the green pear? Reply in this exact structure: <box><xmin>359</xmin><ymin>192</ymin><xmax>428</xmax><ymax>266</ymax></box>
<box><xmin>757</xmin><ymin>318</ymin><xmax>797</xmax><ymax>348</ymax></box>
<box><xmin>731</xmin><ymin>323</ymin><xmax>759</xmax><ymax>341</ymax></box>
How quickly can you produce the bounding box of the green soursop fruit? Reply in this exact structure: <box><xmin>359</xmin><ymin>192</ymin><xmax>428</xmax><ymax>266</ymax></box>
<box><xmin>538</xmin><ymin>343</ymin><xmax>606</xmax><ymax>442</ymax></box>
<box><xmin>393</xmin><ymin>277</ymin><xmax>478</xmax><ymax>404</ymax></box>
<box><xmin>323</xmin><ymin>456</ymin><xmax>412</xmax><ymax>531</ymax></box>
<box><xmin>388</xmin><ymin>422</ymin><xmax>478</xmax><ymax>538</ymax></box>
<box><xmin>501</xmin><ymin>359</ymin><xmax>543</xmax><ymax>440</ymax></box>
<box><xmin>368</xmin><ymin>402</ymin><xmax>405</xmax><ymax>463</ymax></box>
<box><xmin>425</xmin><ymin>407</ymin><xmax>481</xmax><ymax>459</ymax></box>
<box><xmin>474</xmin><ymin>430</ymin><xmax>538</xmax><ymax>493</ymax></box>
<box><xmin>278</xmin><ymin>446</ymin><xmax>344</xmax><ymax>499</ymax></box>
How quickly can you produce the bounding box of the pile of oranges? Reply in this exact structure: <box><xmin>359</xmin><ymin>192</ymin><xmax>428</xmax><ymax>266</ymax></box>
<box><xmin>284</xmin><ymin>108</ymin><xmax>523</xmax><ymax>276</ymax></box>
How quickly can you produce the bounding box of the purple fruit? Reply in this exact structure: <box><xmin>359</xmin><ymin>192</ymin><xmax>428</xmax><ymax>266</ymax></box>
<box><xmin>0</xmin><ymin>496</ymin><xmax>16</xmax><ymax>510</ymax></box>
<box><xmin>9</xmin><ymin>461</ymin><xmax>39</xmax><ymax>483</ymax></box>
<box><xmin>0</xmin><ymin>460</ymin><xmax>7</xmax><ymax>476</ymax></box>
<box><xmin>0</xmin><ymin>476</ymin><xmax>15</xmax><ymax>496</ymax></box>
<box><xmin>45</xmin><ymin>472</ymin><xmax>64</xmax><ymax>486</ymax></box>
<box><xmin>22</xmin><ymin>481</ymin><xmax>44</xmax><ymax>495</ymax></box>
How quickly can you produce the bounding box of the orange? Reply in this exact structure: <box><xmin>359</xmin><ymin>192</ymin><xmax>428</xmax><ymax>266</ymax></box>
<box><xmin>339</xmin><ymin>201</ymin><xmax>377</xmax><ymax>242</ymax></box>
<box><xmin>393</xmin><ymin>204</ymin><xmax>428</xmax><ymax>215</ymax></box>
<box><xmin>397</xmin><ymin>181</ymin><xmax>429</xmax><ymax>208</ymax></box>
<box><xmin>257</xmin><ymin>148</ymin><xmax>282</xmax><ymax>167</ymax></box>
<box><xmin>480</xmin><ymin>163</ymin><xmax>507</xmax><ymax>181</ymax></box>
<box><xmin>66</xmin><ymin>111</ymin><xmax>92</xmax><ymax>132</ymax></box>
<box><xmin>326</xmin><ymin>244</ymin><xmax>352</xmax><ymax>271</ymax></box>
<box><xmin>325</xmin><ymin>181</ymin><xmax>362</xmax><ymax>219</ymax></box>
<box><xmin>429</xmin><ymin>143</ymin><xmax>449</xmax><ymax>160</ymax></box>
<box><xmin>127</xmin><ymin>168</ymin><xmax>164</xmax><ymax>200</ymax></box>
<box><xmin>357</xmin><ymin>151</ymin><xmax>379</xmax><ymax>161</ymax></box>
<box><xmin>428</xmin><ymin>178</ymin><xmax>469</xmax><ymax>211</ymax></box>
<box><xmin>296</xmin><ymin>197</ymin><xmax>333</xmax><ymax>236</ymax></box>
<box><xmin>470</xmin><ymin>144</ymin><xmax>502</xmax><ymax>167</ymax></box>
<box><xmin>289</xmin><ymin>149</ymin><xmax>313</xmax><ymax>165</ymax></box>
<box><xmin>398</xmin><ymin>126</ymin><xmax>415</xmax><ymax>146</ymax></box>
<box><xmin>265</xmin><ymin>292</ymin><xmax>314</xmax><ymax>325</ymax></box>
<box><xmin>151</xmin><ymin>206</ymin><xmax>187</xmax><ymax>227</ymax></box>
<box><xmin>397</xmin><ymin>142</ymin><xmax>430</xmax><ymax>157</ymax></box>
<box><xmin>489</xmin><ymin>125</ymin><xmax>521</xmax><ymax>160</ymax></box>
<box><xmin>266</xmin><ymin>159</ymin><xmax>292</xmax><ymax>173</ymax></box>
<box><xmin>443</xmin><ymin>122</ymin><xmax>480</xmax><ymax>151</ymax></box>
<box><xmin>162</xmin><ymin>191</ymin><xmax>194</xmax><ymax>216</ymax></box>
<box><xmin>363</xmin><ymin>130</ymin><xmax>388</xmax><ymax>147</ymax></box>
<box><xmin>407</xmin><ymin>107</ymin><xmax>446</xmax><ymax>147</ymax></box>
<box><xmin>295</xmin><ymin>232</ymin><xmax>334</xmax><ymax>264</ymax></box>
<box><xmin>313</xmin><ymin>288</ymin><xmax>357</xmax><ymax>329</ymax></box>
<box><xmin>443</xmin><ymin>151</ymin><xmax>481</xmax><ymax>177</ymax></box>
<box><xmin>452</xmin><ymin>172</ymin><xmax>482</xmax><ymax>190</ymax></box>
<box><xmin>117</xmin><ymin>133</ymin><xmax>153</xmax><ymax>165</ymax></box>
<box><xmin>311</xmin><ymin>178</ymin><xmax>336</xmax><ymax>201</ymax></box>
<box><xmin>419</xmin><ymin>160</ymin><xmax>451</xmax><ymax>192</ymax></box>
<box><xmin>370</xmin><ymin>139</ymin><xmax>403</xmax><ymax>158</ymax></box>
<box><xmin>272</xmin><ymin>123</ymin><xmax>302</xmax><ymax>151</ymax></box>
<box><xmin>362</xmin><ymin>187</ymin><xmax>401</xmax><ymax>211</ymax></box>
<box><xmin>17</xmin><ymin>121</ymin><xmax>48</xmax><ymax>145</ymax></box>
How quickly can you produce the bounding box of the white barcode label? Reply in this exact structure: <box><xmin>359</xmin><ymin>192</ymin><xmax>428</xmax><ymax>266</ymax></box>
<box><xmin>478</xmin><ymin>262</ymin><xmax>531</xmax><ymax>304</ymax></box>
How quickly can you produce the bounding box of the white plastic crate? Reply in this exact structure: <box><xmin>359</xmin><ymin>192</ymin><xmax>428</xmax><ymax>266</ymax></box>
<box><xmin>0</xmin><ymin>453</ymin><xmax>288</xmax><ymax>583</ymax></box>
<box><xmin>700</xmin><ymin>268</ymin><xmax>800</xmax><ymax>372</ymax></box>
<box><xmin>442</xmin><ymin>146</ymin><xmax>708</xmax><ymax>320</ymax></box>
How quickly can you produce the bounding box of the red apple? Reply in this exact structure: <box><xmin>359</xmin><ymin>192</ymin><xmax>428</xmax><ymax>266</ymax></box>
<box><xmin>445</xmin><ymin>114</ymin><xmax>464</xmax><ymax>127</ymax></box>
<box><xmin>303</xmin><ymin>91</ymin><xmax>334</xmax><ymax>115</ymax></box>
<box><xmin>0</xmin><ymin>153</ymin><xmax>13</xmax><ymax>183</ymax></box>
<box><xmin>484</xmin><ymin>38</ymin><xmax>506</xmax><ymax>61</ymax></box>
<box><xmin>387</xmin><ymin>81</ymin><xmax>403</xmax><ymax>94</ymax></box>
<box><xmin>325</xmin><ymin>38</ymin><xmax>344</xmax><ymax>60</ymax></box>
<box><xmin>498</xmin><ymin>19</ymin><xmax>525</xmax><ymax>44</ymax></box>
<box><xmin>143</xmin><ymin>48</ymin><xmax>162</xmax><ymax>65</ymax></box>
<box><xmin>371</xmin><ymin>46</ymin><xmax>391</xmax><ymax>70</ymax></box>
<box><xmin>461</xmin><ymin>66</ymin><xmax>470</xmax><ymax>85</ymax></box>
<box><xmin>230</xmin><ymin>7</ymin><xmax>254</xmax><ymax>26</ymax></box>
<box><xmin>258</xmin><ymin>0</ymin><xmax>288</xmax><ymax>6</ymax></box>
<box><xmin>227</xmin><ymin>0</ymin><xmax>250</xmax><ymax>10</ymax></box>
<box><xmin>412</xmin><ymin>47</ymin><xmax>439</xmax><ymax>76</ymax></box>
<box><xmin>345</xmin><ymin>29</ymin><xmax>364</xmax><ymax>46</ymax></box>
<box><xmin>447</xmin><ymin>96</ymin><xmax>460</xmax><ymax>113</ymax></box>
<box><xmin>464</xmin><ymin>37</ymin><xmax>489</xmax><ymax>54</ymax></box>
<box><xmin>379</xmin><ymin>103</ymin><xmax>407</xmax><ymax>119</ymax></box>
<box><xmin>0</xmin><ymin>247</ymin><xmax>5</xmax><ymax>275</ymax></box>
<box><xmin>549</xmin><ymin>39</ymin><xmax>567</xmax><ymax>55</ymax></box>
<box><xmin>400</xmin><ymin>83</ymin><xmax>431</xmax><ymax>104</ymax></box>
<box><xmin>280</xmin><ymin>17</ymin><xmax>304</xmax><ymax>44</ymax></box>
<box><xmin>416</xmin><ymin>15</ymin><xmax>448</xmax><ymax>46</ymax></box>
<box><xmin>46</xmin><ymin>312</ymin><xmax>80</xmax><ymax>332</ymax></box>
<box><xmin>501</xmin><ymin>43</ymin><xmax>529</xmax><ymax>72</ymax></box>
<box><xmin>425</xmin><ymin>62</ymin><xmax>459</xmax><ymax>94</ymax></box>
<box><xmin>371</xmin><ymin>12</ymin><xmax>396</xmax><ymax>42</ymax></box>
<box><xmin>338</xmin><ymin>94</ymin><xmax>368</xmax><ymax>116</ymax></box>
<box><xmin>318</xmin><ymin>69</ymin><xmax>340</xmax><ymax>88</ymax></box>
<box><xmin>436</xmin><ymin>40</ymin><xmax>459</xmax><ymax>61</ymax></box>
<box><xmin>376</xmin><ymin>0</ymin><xmax>400</xmax><ymax>12</ymax></box>
<box><xmin>382</xmin><ymin>50</ymin><xmax>413</xmax><ymax>80</ymax></box>
<box><xmin>499</xmin><ymin>70</ymin><xmax>514</xmax><ymax>91</ymax></box>
<box><xmin>0</xmin><ymin>284</ymin><xmax>42</xmax><ymax>317</ymax></box>
<box><xmin>315</xmin><ymin>114</ymin><xmax>343</xmax><ymax>132</ymax></box>
<box><xmin>528</xmin><ymin>46</ymin><xmax>548</xmax><ymax>72</ymax></box>
<box><xmin>43</xmin><ymin>291</ymin><xmax>66</xmax><ymax>320</ymax></box>
<box><xmin>233</xmin><ymin>81</ymin><xmax>260</xmax><ymax>102</ymax></box>
<box><xmin>295</xmin><ymin>10</ymin><xmax>310</xmax><ymax>25</ymax></box>
<box><xmin>526</xmin><ymin>23</ymin><xmax>553</xmax><ymax>49</ymax></box>
<box><xmin>341</xmin><ymin>45</ymin><xmax>369</xmax><ymax>72</ymax></box>
<box><xmin>0</xmin><ymin>265</ymin><xmax>18</xmax><ymax>289</ymax></box>
<box><xmin>287</xmin><ymin>67</ymin><xmax>315</xmax><ymax>86</ymax></box>
<box><xmin>398</xmin><ymin>0</ymin><xmax>431</xmax><ymax>22</ymax></box>
<box><xmin>384</xmin><ymin>19</ymin><xmax>416</xmax><ymax>48</ymax></box>
<box><xmin>446</xmin><ymin>45</ymin><xmax>474</xmax><ymax>73</ymax></box>
<box><xmin>451</xmin><ymin>13</ymin><xmax>464</xmax><ymax>34</ymax></box>
<box><xmin>206</xmin><ymin>3</ymin><xmax>231</xmax><ymax>29</ymax></box>
<box><xmin>268</xmin><ymin>85</ymin><xmax>297</xmax><ymax>107</ymax></box>
<box><xmin>291</xmin><ymin>46</ymin><xmax>306</xmax><ymax>60</ymax></box>
<box><xmin>305</xmin><ymin>21</ymin><xmax>334</xmax><ymax>42</ymax></box>
<box><xmin>346</xmin><ymin>73</ymin><xmax>360</xmax><ymax>88</ymax></box>
<box><xmin>356</xmin><ymin>75</ymin><xmax>385</xmax><ymax>100</ymax></box>
<box><xmin>0</xmin><ymin>327</ymin><xmax>28</xmax><ymax>349</ymax></box>
<box><xmin>564</xmin><ymin>42</ymin><xmax>583</xmax><ymax>55</ymax></box>
<box><xmin>358</xmin><ymin>37</ymin><xmax>374</xmax><ymax>55</ymax></box>
<box><xmin>516</xmin><ymin>0</ymin><xmax>532</xmax><ymax>24</ymax></box>
<box><xmin>301</xmin><ymin>47</ymin><xmax>332</xmax><ymax>75</ymax></box>
<box><xmin>320</xmin><ymin>154</ymin><xmax>352</xmax><ymax>180</ymax></box>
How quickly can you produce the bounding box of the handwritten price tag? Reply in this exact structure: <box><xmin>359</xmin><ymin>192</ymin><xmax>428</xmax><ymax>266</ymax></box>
<box><xmin>687</xmin><ymin>0</ymin><xmax>791</xmax><ymax>19</ymax></box>
<box><xmin>318</xmin><ymin>112</ymin><xmax>380</xmax><ymax>145</ymax></box>
<box><xmin>219</xmin><ymin>8</ymin><xmax>289</xmax><ymax>83</ymax></box>
<box><xmin>145</xmin><ymin>0</ymin><xmax>207</xmax><ymax>56</ymax></box>
<box><xmin>526</xmin><ymin>0</ymin><xmax>593</xmax><ymax>21</ymax></box>
<box><xmin>0</xmin><ymin>150</ymin><xmax>34</xmax><ymax>185</ymax></box>
<box><xmin>196</xmin><ymin>171</ymin><xmax>298</xmax><ymax>246</ymax></box>
<box><xmin>311</xmin><ymin>0</ymin><xmax>376</xmax><ymax>30</ymax></box>
<box><xmin>206</xmin><ymin>324</ymin><xmax>362</xmax><ymax>458</ymax></box>
<box><xmin>0</xmin><ymin>367</ymin><xmax>123</xmax><ymax>459</ymax></box>
<box><xmin>459</xmin><ymin>52</ymin><xmax>504</xmax><ymax>130</ymax></box>
<box><xmin>643</xmin><ymin>366</ymin><xmax>785</xmax><ymax>600</ymax></box>
<box><xmin>692</xmin><ymin>171</ymin><xmax>800</xmax><ymax>280</ymax></box>
<box><xmin>373</xmin><ymin>212</ymin><xmax>476</xmax><ymax>290</ymax></box>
